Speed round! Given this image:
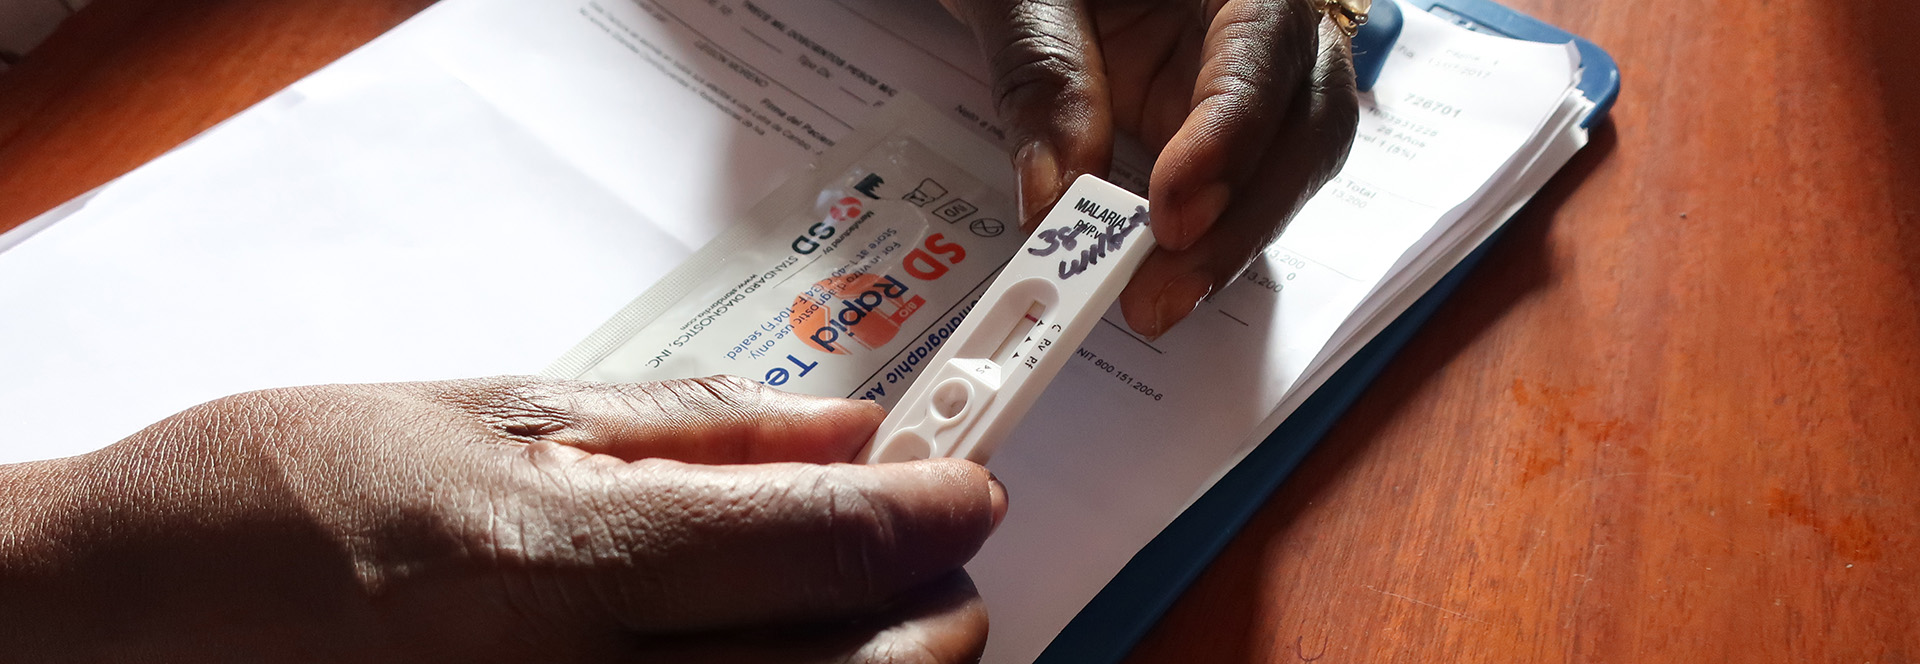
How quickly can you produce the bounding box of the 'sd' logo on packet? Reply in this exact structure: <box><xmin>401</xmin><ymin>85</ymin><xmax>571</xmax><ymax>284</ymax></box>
<box><xmin>792</xmin><ymin>273</ymin><xmax>925</xmax><ymax>354</ymax></box>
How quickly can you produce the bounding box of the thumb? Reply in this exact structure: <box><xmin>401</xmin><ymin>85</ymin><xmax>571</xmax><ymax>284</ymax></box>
<box><xmin>945</xmin><ymin>0</ymin><xmax>1114</xmax><ymax>229</ymax></box>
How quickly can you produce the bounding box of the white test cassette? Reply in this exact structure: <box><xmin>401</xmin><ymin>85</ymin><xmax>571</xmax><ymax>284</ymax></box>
<box><xmin>858</xmin><ymin>175</ymin><xmax>1155</xmax><ymax>464</ymax></box>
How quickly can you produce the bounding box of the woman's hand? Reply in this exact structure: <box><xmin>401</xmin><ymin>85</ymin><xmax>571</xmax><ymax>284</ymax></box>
<box><xmin>0</xmin><ymin>376</ymin><xmax>1005</xmax><ymax>663</ymax></box>
<box><xmin>944</xmin><ymin>0</ymin><xmax>1361</xmax><ymax>337</ymax></box>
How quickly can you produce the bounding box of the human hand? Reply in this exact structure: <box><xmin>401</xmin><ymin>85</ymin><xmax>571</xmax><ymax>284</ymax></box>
<box><xmin>943</xmin><ymin>0</ymin><xmax>1361</xmax><ymax>337</ymax></box>
<box><xmin>0</xmin><ymin>376</ymin><xmax>1004</xmax><ymax>663</ymax></box>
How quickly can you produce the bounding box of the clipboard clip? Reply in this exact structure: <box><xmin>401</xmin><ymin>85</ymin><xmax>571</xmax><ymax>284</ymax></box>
<box><xmin>1352</xmin><ymin>0</ymin><xmax>1403</xmax><ymax>92</ymax></box>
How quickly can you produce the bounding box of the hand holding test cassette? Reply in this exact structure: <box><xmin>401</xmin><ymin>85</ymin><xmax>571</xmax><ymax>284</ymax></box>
<box><xmin>860</xmin><ymin>176</ymin><xmax>1155</xmax><ymax>464</ymax></box>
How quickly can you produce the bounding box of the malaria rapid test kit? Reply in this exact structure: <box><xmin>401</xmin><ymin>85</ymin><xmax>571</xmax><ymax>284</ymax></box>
<box><xmin>552</xmin><ymin>96</ymin><xmax>1153</xmax><ymax>463</ymax></box>
<box><xmin>858</xmin><ymin>178</ymin><xmax>1149</xmax><ymax>464</ymax></box>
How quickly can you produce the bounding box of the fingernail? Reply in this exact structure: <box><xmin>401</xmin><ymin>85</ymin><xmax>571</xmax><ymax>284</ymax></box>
<box><xmin>1168</xmin><ymin>183</ymin><xmax>1231</xmax><ymax>251</ymax></box>
<box><xmin>1149</xmin><ymin>273</ymin><xmax>1214</xmax><ymax>340</ymax></box>
<box><xmin>1015</xmin><ymin>140</ymin><xmax>1063</xmax><ymax>231</ymax></box>
<box><xmin>987</xmin><ymin>472</ymin><xmax>1009</xmax><ymax>535</ymax></box>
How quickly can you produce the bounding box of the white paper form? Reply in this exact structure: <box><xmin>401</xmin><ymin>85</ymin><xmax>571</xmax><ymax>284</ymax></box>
<box><xmin>0</xmin><ymin>1</ymin><xmax>1581</xmax><ymax>662</ymax></box>
<box><xmin>0</xmin><ymin>42</ymin><xmax>694</xmax><ymax>462</ymax></box>
<box><xmin>968</xmin><ymin>8</ymin><xmax>1580</xmax><ymax>660</ymax></box>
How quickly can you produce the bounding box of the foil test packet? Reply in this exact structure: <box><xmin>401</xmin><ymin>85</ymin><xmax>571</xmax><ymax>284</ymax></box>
<box><xmin>549</xmin><ymin>97</ymin><xmax>1024</xmax><ymax>405</ymax></box>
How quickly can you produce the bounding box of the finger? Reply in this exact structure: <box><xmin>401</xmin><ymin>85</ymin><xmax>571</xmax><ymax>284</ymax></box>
<box><xmin>428</xmin><ymin>376</ymin><xmax>886</xmax><ymax>464</ymax></box>
<box><xmin>943</xmin><ymin>0</ymin><xmax>1115</xmax><ymax>230</ymax></box>
<box><xmin>1148</xmin><ymin>0</ymin><xmax>1326</xmax><ymax>252</ymax></box>
<box><xmin>636</xmin><ymin>572</ymin><xmax>989</xmax><ymax>664</ymax></box>
<box><xmin>1121</xmin><ymin>18</ymin><xmax>1360</xmax><ymax>337</ymax></box>
<box><xmin>512</xmin><ymin>451</ymin><xmax>1005</xmax><ymax>633</ymax></box>
<box><xmin>834</xmin><ymin>572</ymin><xmax>988</xmax><ymax>664</ymax></box>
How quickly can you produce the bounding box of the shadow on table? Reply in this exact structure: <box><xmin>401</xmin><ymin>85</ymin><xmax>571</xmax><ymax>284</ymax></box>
<box><xmin>1122</xmin><ymin>121</ymin><xmax>1619</xmax><ymax>664</ymax></box>
<box><xmin>1859</xmin><ymin>0</ymin><xmax>1920</xmax><ymax>275</ymax></box>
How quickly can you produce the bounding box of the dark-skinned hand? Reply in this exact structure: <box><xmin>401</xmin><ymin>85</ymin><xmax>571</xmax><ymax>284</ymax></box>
<box><xmin>942</xmin><ymin>0</ymin><xmax>1361</xmax><ymax>337</ymax></box>
<box><xmin>0</xmin><ymin>376</ymin><xmax>1005</xmax><ymax>663</ymax></box>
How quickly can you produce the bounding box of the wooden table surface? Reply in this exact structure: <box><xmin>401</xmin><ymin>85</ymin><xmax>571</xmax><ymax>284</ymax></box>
<box><xmin>2</xmin><ymin>0</ymin><xmax>1915</xmax><ymax>661</ymax></box>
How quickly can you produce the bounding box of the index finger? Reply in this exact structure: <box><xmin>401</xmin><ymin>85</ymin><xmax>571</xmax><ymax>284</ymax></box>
<box><xmin>1149</xmin><ymin>0</ymin><xmax>1328</xmax><ymax>252</ymax></box>
<box><xmin>425</xmin><ymin>376</ymin><xmax>887</xmax><ymax>465</ymax></box>
<box><xmin>1122</xmin><ymin>15</ymin><xmax>1359</xmax><ymax>338</ymax></box>
<box><xmin>942</xmin><ymin>0</ymin><xmax>1116</xmax><ymax>229</ymax></box>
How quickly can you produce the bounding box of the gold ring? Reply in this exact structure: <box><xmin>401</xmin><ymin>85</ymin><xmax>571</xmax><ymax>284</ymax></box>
<box><xmin>1323</xmin><ymin>0</ymin><xmax>1371</xmax><ymax>38</ymax></box>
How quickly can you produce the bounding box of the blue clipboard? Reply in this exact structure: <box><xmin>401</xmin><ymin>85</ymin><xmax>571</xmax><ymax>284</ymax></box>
<box><xmin>1035</xmin><ymin>2</ymin><xmax>1620</xmax><ymax>662</ymax></box>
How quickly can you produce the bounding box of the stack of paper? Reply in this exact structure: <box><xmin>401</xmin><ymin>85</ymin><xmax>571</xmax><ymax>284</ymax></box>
<box><xmin>0</xmin><ymin>1</ymin><xmax>1592</xmax><ymax>662</ymax></box>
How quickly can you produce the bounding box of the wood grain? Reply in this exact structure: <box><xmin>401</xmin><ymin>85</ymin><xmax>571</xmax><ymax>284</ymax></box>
<box><xmin>1</xmin><ymin>0</ymin><xmax>1915</xmax><ymax>661</ymax></box>
<box><xmin>1129</xmin><ymin>0</ymin><xmax>1920</xmax><ymax>662</ymax></box>
<box><xmin>0</xmin><ymin>0</ymin><xmax>433</xmax><ymax>228</ymax></box>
